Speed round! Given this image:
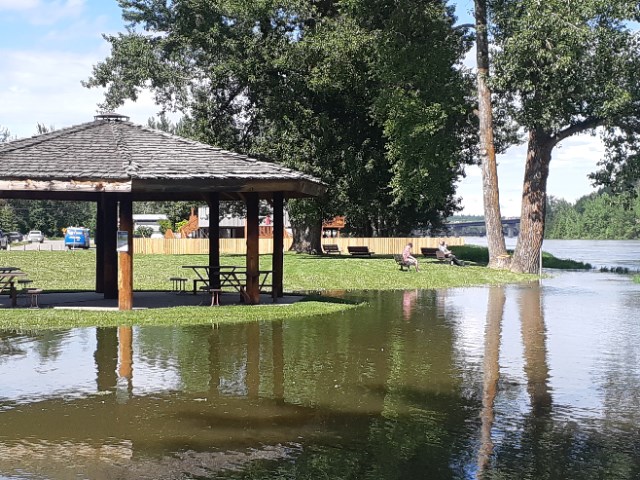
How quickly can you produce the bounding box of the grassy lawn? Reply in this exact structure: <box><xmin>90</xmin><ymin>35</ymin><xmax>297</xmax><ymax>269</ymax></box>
<box><xmin>0</xmin><ymin>247</ymin><xmax>585</xmax><ymax>329</ymax></box>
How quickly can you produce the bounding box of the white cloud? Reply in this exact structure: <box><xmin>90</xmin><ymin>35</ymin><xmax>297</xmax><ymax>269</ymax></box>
<box><xmin>0</xmin><ymin>45</ymin><xmax>169</xmax><ymax>138</ymax></box>
<box><xmin>0</xmin><ymin>0</ymin><xmax>39</xmax><ymax>10</ymax></box>
<box><xmin>457</xmin><ymin>134</ymin><xmax>604</xmax><ymax>217</ymax></box>
<box><xmin>0</xmin><ymin>0</ymin><xmax>85</xmax><ymax>25</ymax></box>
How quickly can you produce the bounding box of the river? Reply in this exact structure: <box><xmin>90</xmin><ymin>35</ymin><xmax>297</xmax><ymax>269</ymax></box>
<box><xmin>465</xmin><ymin>236</ymin><xmax>640</xmax><ymax>271</ymax></box>
<box><xmin>0</xmin><ymin>240</ymin><xmax>639</xmax><ymax>479</ymax></box>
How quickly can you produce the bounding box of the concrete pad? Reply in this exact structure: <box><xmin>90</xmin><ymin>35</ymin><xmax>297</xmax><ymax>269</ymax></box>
<box><xmin>0</xmin><ymin>291</ymin><xmax>304</xmax><ymax>310</ymax></box>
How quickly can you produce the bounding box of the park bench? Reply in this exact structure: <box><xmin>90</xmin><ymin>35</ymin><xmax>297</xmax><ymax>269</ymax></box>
<box><xmin>421</xmin><ymin>247</ymin><xmax>438</xmax><ymax>258</ymax></box>
<box><xmin>393</xmin><ymin>254</ymin><xmax>414</xmax><ymax>271</ymax></box>
<box><xmin>347</xmin><ymin>245</ymin><xmax>374</xmax><ymax>256</ymax></box>
<box><xmin>322</xmin><ymin>244</ymin><xmax>342</xmax><ymax>254</ymax></box>
<box><xmin>421</xmin><ymin>247</ymin><xmax>448</xmax><ymax>262</ymax></box>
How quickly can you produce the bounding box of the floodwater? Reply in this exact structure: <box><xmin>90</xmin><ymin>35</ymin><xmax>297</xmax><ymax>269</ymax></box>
<box><xmin>1</xmin><ymin>241</ymin><xmax>640</xmax><ymax>479</ymax></box>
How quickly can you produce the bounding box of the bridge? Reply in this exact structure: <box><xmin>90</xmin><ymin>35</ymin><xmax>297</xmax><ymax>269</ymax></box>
<box><xmin>444</xmin><ymin>218</ymin><xmax>520</xmax><ymax>237</ymax></box>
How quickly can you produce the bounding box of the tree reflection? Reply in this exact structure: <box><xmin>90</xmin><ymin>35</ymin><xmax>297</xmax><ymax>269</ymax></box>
<box><xmin>18</xmin><ymin>284</ymin><xmax>635</xmax><ymax>479</ymax></box>
<box><xmin>477</xmin><ymin>286</ymin><xmax>505</xmax><ymax>477</ymax></box>
<box><xmin>476</xmin><ymin>281</ymin><xmax>553</xmax><ymax>479</ymax></box>
<box><xmin>519</xmin><ymin>283</ymin><xmax>552</xmax><ymax>415</ymax></box>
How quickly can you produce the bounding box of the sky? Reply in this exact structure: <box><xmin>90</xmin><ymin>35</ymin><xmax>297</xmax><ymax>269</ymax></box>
<box><xmin>0</xmin><ymin>0</ymin><xmax>604</xmax><ymax>217</ymax></box>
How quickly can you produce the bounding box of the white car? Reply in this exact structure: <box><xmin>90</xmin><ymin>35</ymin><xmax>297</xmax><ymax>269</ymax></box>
<box><xmin>27</xmin><ymin>230</ymin><xmax>45</xmax><ymax>243</ymax></box>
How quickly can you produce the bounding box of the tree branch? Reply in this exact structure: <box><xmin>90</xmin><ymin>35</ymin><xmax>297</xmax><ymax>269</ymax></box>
<box><xmin>553</xmin><ymin>117</ymin><xmax>604</xmax><ymax>144</ymax></box>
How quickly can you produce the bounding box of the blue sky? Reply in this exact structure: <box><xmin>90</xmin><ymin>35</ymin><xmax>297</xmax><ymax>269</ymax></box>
<box><xmin>0</xmin><ymin>0</ymin><xmax>603</xmax><ymax>217</ymax></box>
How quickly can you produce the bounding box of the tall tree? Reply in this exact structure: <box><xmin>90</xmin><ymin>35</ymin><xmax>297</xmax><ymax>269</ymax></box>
<box><xmin>0</xmin><ymin>126</ymin><xmax>11</xmax><ymax>143</ymax></box>
<box><xmin>474</xmin><ymin>0</ymin><xmax>509</xmax><ymax>269</ymax></box>
<box><xmin>85</xmin><ymin>0</ymin><xmax>473</xmax><ymax>250</ymax></box>
<box><xmin>489</xmin><ymin>0</ymin><xmax>640</xmax><ymax>273</ymax></box>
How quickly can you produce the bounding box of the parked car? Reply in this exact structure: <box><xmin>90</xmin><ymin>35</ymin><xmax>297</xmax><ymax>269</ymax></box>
<box><xmin>64</xmin><ymin>227</ymin><xmax>91</xmax><ymax>249</ymax></box>
<box><xmin>26</xmin><ymin>230</ymin><xmax>45</xmax><ymax>243</ymax></box>
<box><xmin>7</xmin><ymin>231</ymin><xmax>23</xmax><ymax>243</ymax></box>
<box><xmin>0</xmin><ymin>229</ymin><xmax>7</xmax><ymax>250</ymax></box>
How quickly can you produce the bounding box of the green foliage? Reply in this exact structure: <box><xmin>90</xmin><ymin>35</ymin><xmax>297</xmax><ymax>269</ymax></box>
<box><xmin>546</xmin><ymin>191</ymin><xmax>640</xmax><ymax>239</ymax></box>
<box><xmin>175</xmin><ymin>219</ymin><xmax>188</xmax><ymax>233</ymax></box>
<box><xmin>135</xmin><ymin>226</ymin><xmax>154</xmax><ymax>237</ymax></box>
<box><xmin>1</xmin><ymin>199</ymin><xmax>95</xmax><ymax>238</ymax></box>
<box><xmin>490</xmin><ymin>0</ymin><xmax>640</xmax><ymax>138</ymax></box>
<box><xmin>484</xmin><ymin>0</ymin><xmax>640</xmax><ymax>272</ymax></box>
<box><xmin>85</xmin><ymin>0</ymin><xmax>474</xmax><ymax>236</ymax></box>
<box><xmin>157</xmin><ymin>219</ymin><xmax>172</xmax><ymax>234</ymax></box>
<box><xmin>0</xmin><ymin>203</ymin><xmax>18</xmax><ymax>232</ymax></box>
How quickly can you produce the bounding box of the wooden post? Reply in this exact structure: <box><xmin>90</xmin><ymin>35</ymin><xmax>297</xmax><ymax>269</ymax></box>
<box><xmin>95</xmin><ymin>197</ymin><xmax>104</xmax><ymax>293</ymax></box>
<box><xmin>118</xmin><ymin>196</ymin><xmax>134</xmax><ymax>310</ymax></box>
<box><xmin>118</xmin><ymin>326</ymin><xmax>133</xmax><ymax>379</ymax></box>
<box><xmin>245</xmin><ymin>192</ymin><xmax>260</xmax><ymax>304</ymax></box>
<box><xmin>207</xmin><ymin>193</ymin><xmax>221</xmax><ymax>289</ymax></box>
<box><xmin>272</xmin><ymin>192</ymin><xmax>284</xmax><ymax>299</ymax></box>
<box><xmin>103</xmin><ymin>194</ymin><xmax>118</xmax><ymax>299</ymax></box>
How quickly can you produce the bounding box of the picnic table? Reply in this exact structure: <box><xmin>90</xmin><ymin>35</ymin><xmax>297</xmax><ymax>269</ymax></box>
<box><xmin>182</xmin><ymin>265</ymin><xmax>273</xmax><ymax>296</ymax></box>
<box><xmin>183</xmin><ymin>265</ymin><xmax>245</xmax><ymax>294</ymax></box>
<box><xmin>0</xmin><ymin>267</ymin><xmax>27</xmax><ymax>307</ymax></box>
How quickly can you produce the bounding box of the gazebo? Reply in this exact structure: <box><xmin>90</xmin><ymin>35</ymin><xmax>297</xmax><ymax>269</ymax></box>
<box><xmin>0</xmin><ymin>113</ymin><xmax>326</xmax><ymax>309</ymax></box>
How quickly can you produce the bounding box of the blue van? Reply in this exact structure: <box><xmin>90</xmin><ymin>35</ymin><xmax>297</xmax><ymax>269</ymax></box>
<box><xmin>64</xmin><ymin>227</ymin><xmax>91</xmax><ymax>249</ymax></box>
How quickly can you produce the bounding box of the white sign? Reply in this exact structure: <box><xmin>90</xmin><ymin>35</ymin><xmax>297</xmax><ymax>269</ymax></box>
<box><xmin>117</xmin><ymin>231</ymin><xmax>129</xmax><ymax>252</ymax></box>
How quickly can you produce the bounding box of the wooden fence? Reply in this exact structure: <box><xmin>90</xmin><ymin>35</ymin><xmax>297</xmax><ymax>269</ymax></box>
<box><xmin>133</xmin><ymin>237</ymin><xmax>464</xmax><ymax>255</ymax></box>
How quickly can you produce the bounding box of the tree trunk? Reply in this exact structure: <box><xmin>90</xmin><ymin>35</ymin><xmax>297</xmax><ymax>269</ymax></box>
<box><xmin>290</xmin><ymin>221</ymin><xmax>323</xmax><ymax>253</ymax></box>
<box><xmin>511</xmin><ymin>129</ymin><xmax>554</xmax><ymax>274</ymax></box>
<box><xmin>287</xmin><ymin>198</ymin><xmax>324</xmax><ymax>254</ymax></box>
<box><xmin>475</xmin><ymin>0</ymin><xmax>510</xmax><ymax>270</ymax></box>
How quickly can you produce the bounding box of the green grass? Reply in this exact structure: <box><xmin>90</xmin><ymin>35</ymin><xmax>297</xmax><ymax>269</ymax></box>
<box><xmin>450</xmin><ymin>245</ymin><xmax>592</xmax><ymax>270</ymax></box>
<box><xmin>0</xmin><ymin>247</ymin><xmax>575</xmax><ymax>329</ymax></box>
<box><xmin>0</xmin><ymin>296</ymin><xmax>355</xmax><ymax>330</ymax></box>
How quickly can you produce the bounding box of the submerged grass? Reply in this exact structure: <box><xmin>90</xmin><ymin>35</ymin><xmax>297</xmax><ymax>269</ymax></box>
<box><xmin>0</xmin><ymin>246</ymin><xmax>580</xmax><ymax>329</ymax></box>
<box><xmin>0</xmin><ymin>298</ymin><xmax>354</xmax><ymax>330</ymax></box>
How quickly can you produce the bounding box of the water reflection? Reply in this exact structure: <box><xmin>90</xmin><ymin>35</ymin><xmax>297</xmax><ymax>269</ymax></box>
<box><xmin>519</xmin><ymin>283</ymin><xmax>552</xmax><ymax>415</ymax></box>
<box><xmin>95</xmin><ymin>328</ymin><xmax>117</xmax><ymax>392</ymax></box>
<box><xmin>1</xmin><ymin>271</ymin><xmax>640</xmax><ymax>479</ymax></box>
<box><xmin>477</xmin><ymin>286</ymin><xmax>505</xmax><ymax>477</ymax></box>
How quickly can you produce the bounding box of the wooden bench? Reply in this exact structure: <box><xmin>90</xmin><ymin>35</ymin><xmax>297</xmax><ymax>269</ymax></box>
<box><xmin>393</xmin><ymin>254</ymin><xmax>414</xmax><ymax>271</ymax></box>
<box><xmin>421</xmin><ymin>247</ymin><xmax>438</xmax><ymax>258</ymax></box>
<box><xmin>421</xmin><ymin>247</ymin><xmax>448</xmax><ymax>262</ymax></box>
<box><xmin>347</xmin><ymin>246</ymin><xmax>374</xmax><ymax>256</ymax></box>
<box><xmin>322</xmin><ymin>244</ymin><xmax>342</xmax><ymax>254</ymax></box>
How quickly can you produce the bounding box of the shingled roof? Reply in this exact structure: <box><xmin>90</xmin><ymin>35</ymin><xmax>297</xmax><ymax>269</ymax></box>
<box><xmin>0</xmin><ymin>114</ymin><xmax>325</xmax><ymax>200</ymax></box>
